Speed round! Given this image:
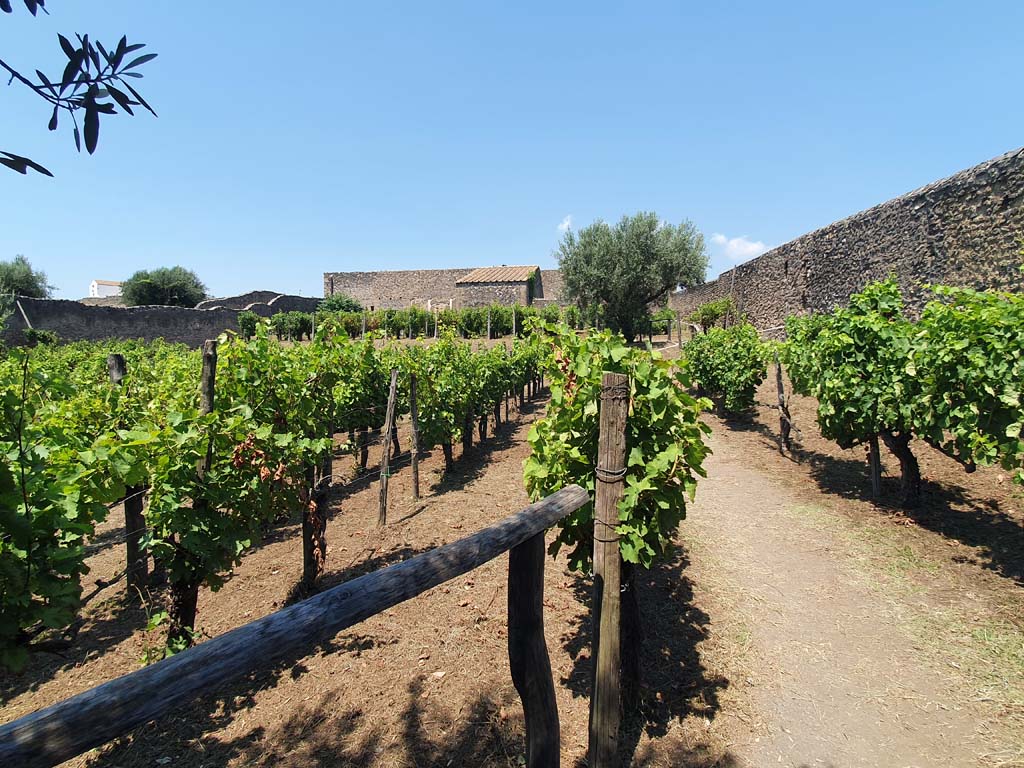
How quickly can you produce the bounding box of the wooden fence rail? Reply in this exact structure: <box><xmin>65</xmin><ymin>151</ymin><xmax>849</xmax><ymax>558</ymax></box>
<box><xmin>0</xmin><ymin>485</ymin><xmax>589</xmax><ymax>768</ymax></box>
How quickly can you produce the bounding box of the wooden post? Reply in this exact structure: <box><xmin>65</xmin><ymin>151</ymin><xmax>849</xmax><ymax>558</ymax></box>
<box><xmin>169</xmin><ymin>340</ymin><xmax>216</xmax><ymax>649</ymax></box>
<box><xmin>107</xmin><ymin>354</ymin><xmax>148</xmax><ymax>591</ymax></box>
<box><xmin>487</xmin><ymin>308</ymin><xmax>492</xmax><ymax>340</ymax></box>
<box><xmin>361</xmin><ymin>311</ymin><xmax>366</xmax><ymax>338</ymax></box>
<box><xmin>512</xmin><ymin>306</ymin><xmax>517</xmax><ymax>338</ymax></box>
<box><xmin>410</xmin><ymin>373</ymin><xmax>421</xmax><ymax>501</ymax></box>
<box><xmin>589</xmin><ymin>371</ymin><xmax>628</xmax><ymax>768</ymax></box>
<box><xmin>868</xmin><ymin>435</ymin><xmax>883</xmax><ymax>498</ymax></box>
<box><xmin>377</xmin><ymin>368</ymin><xmax>399</xmax><ymax>527</ymax></box>
<box><xmin>775</xmin><ymin>354</ymin><xmax>792</xmax><ymax>453</ymax></box>
<box><xmin>508</xmin><ymin>532</ymin><xmax>560</xmax><ymax>767</ymax></box>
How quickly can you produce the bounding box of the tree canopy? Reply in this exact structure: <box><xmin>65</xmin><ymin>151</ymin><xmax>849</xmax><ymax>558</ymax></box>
<box><xmin>0</xmin><ymin>255</ymin><xmax>52</xmax><ymax>298</ymax></box>
<box><xmin>319</xmin><ymin>292</ymin><xmax>363</xmax><ymax>313</ymax></box>
<box><xmin>1</xmin><ymin>1</ymin><xmax>157</xmax><ymax>176</ymax></box>
<box><xmin>557</xmin><ymin>212</ymin><xmax>707</xmax><ymax>341</ymax></box>
<box><xmin>122</xmin><ymin>266</ymin><xmax>206</xmax><ymax>308</ymax></box>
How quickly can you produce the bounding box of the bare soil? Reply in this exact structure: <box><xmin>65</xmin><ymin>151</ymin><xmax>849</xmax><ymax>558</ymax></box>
<box><xmin>2</xmin><ymin>364</ymin><xmax>1022</xmax><ymax>767</ymax></box>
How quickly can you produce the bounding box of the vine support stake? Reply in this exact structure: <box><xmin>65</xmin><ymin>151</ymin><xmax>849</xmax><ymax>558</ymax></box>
<box><xmin>589</xmin><ymin>371</ymin><xmax>628</xmax><ymax>768</ymax></box>
<box><xmin>107</xmin><ymin>353</ymin><xmax>148</xmax><ymax>592</ymax></box>
<box><xmin>410</xmin><ymin>373</ymin><xmax>420</xmax><ymax>501</ymax></box>
<box><xmin>775</xmin><ymin>353</ymin><xmax>792</xmax><ymax>453</ymax></box>
<box><xmin>508</xmin><ymin>531</ymin><xmax>560</xmax><ymax>767</ymax></box>
<box><xmin>377</xmin><ymin>368</ymin><xmax>399</xmax><ymax>527</ymax></box>
<box><xmin>868</xmin><ymin>435</ymin><xmax>882</xmax><ymax>498</ymax></box>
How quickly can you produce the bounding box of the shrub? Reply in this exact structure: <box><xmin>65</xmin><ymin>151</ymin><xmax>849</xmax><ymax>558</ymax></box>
<box><xmin>237</xmin><ymin>311</ymin><xmax>260</xmax><ymax>340</ymax></box>
<box><xmin>319</xmin><ymin>293</ymin><xmax>362</xmax><ymax>313</ymax></box>
<box><xmin>684</xmin><ymin>323</ymin><xmax>769</xmax><ymax>414</ymax></box>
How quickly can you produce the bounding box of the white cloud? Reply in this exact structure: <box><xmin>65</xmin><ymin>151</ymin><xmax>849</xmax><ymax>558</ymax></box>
<box><xmin>557</xmin><ymin>215</ymin><xmax>573</xmax><ymax>233</ymax></box>
<box><xmin>711</xmin><ymin>233</ymin><xmax>769</xmax><ymax>262</ymax></box>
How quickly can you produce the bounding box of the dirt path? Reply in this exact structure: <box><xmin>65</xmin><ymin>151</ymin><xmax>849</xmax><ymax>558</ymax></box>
<box><xmin>685</xmin><ymin>424</ymin><xmax>1021</xmax><ymax>768</ymax></box>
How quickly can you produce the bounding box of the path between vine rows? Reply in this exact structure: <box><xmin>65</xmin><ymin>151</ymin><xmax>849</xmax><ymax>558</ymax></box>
<box><xmin>684</xmin><ymin>424</ymin><xmax>1009</xmax><ymax>768</ymax></box>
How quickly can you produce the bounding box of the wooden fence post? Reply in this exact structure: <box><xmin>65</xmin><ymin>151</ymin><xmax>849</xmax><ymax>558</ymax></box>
<box><xmin>107</xmin><ymin>354</ymin><xmax>148</xmax><ymax>591</ymax></box>
<box><xmin>589</xmin><ymin>371</ymin><xmax>628</xmax><ymax>768</ymax></box>
<box><xmin>508</xmin><ymin>532</ymin><xmax>560</xmax><ymax>768</ymax></box>
<box><xmin>487</xmin><ymin>308</ymin><xmax>492</xmax><ymax>340</ymax></box>
<box><xmin>377</xmin><ymin>368</ymin><xmax>399</xmax><ymax>527</ymax></box>
<box><xmin>410</xmin><ymin>373</ymin><xmax>421</xmax><ymax>501</ymax></box>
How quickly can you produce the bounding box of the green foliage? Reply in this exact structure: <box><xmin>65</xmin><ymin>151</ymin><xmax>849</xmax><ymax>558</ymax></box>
<box><xmin>783</xmin><ymin>280</ymin><xmax>915</xmax><ymax>450</ymax></box>
<box><xmin>319</xmin><ymin>293</ymin><xmax>362</xmax><ymax>313</ymax></box>
<box><xmin>22</xmin><ymin>328</ymin><xmax>59</xmax><ymax>347</ymax></box>
<box><xmin>237</xmin><ymin>311</ymin><xmax>259</xmax><ymax>340</ymax></box>
<box><xmin>684</xmin><ymin>323</ymin><xmax>769</xmax><ymax>414</ymax></box>
<box><xmin>912</xmin><ymin>284</ymin><xmax>1024</xmax><ymax>482</ymax></box>
<box><xmin>524</xmin><ymin>322</ymin><xmax>711</xmax><ymax>571</ymax></box>
<box><xmin>650</xmin><ymin>306</ymin><xmax>677</xmax><ymax>335</ymax></box>
<box><xmin>122</xmin><ymin>266</ymin><xmax>206</xmax><ymax>308</ymax></box>
<box><xmin>688</xmin><ymin>298</ymin><xmax>735</xmax><ymax>331</ymax></box>
<box><xmin>0</xmin><ymin>255</ymin><xmax>52</xmax><ymax>299</ymax></box>
<box><xmin>268</xmin><ymin>311</ymin><xmax>312</xmax><ymax>341</ymax></box>
<box><xmin>557</xmin><ymin>212</ymin><xmax>707</xmax><ymax>341</ymax></box>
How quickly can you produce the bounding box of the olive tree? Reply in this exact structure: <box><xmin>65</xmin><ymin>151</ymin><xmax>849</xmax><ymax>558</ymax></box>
<box><xmin>0</xmin><ymin>255</ymin><xmax>52</xmax><ymax>298</ymax></box>
<box><xmin>1</xmin><ymin>1</ymin><xmax>157</xmax><ymax>176</ymax></box>
<box><xmin>122</xmin><ymin>266</ymin><xmax>206</xmax><ymax>307</ymax></box>
<box><xmin>557</xmin><ymin>212</ymin><xmax>707</xmax><ymax>341</ymax></box>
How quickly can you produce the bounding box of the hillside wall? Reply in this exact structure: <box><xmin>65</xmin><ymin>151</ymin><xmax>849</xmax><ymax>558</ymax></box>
<box><xmin>670</xmin><ymin>147</ymin><xmax>1024</xmax><ymax>330</ymax></box>
<box><xmin>323</xmin><ymin>269</ymin><xmax>467</xmax><ymax>310</ymax></box>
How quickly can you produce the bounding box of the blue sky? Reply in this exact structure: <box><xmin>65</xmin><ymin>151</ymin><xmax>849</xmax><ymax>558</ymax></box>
<box><xmin>1</xmin><ymin>1</ymin><xmax>1021</xmax><ymax>299</ymax></box>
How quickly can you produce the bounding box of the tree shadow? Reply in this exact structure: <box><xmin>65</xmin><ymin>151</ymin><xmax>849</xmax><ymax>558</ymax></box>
<box><xmin>561</xmin><ymin>542</ymin><xmax>730</xmax><ymax>767</ymax></box>
<box><xmin>429</xmin><ymin>424</ymin><xmax>521</xmax><ymax>497</ymax></box>
<box><xmin>81</xmin><ymin>631</ymin><xmax>392</xmax><ymax>768</ymax></box>
<box><xmin>0</xmin><ymin>597</ymin><xmax>149</xmax><ymax>703</ymax></box>
<box><xmin>800</xmin><ymin>447</ymin><xmax>1024</xmax><ymax>585</ymax></box>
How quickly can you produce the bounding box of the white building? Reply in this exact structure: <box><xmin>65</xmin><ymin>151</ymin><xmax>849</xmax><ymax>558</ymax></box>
<box><xmin>89</xmin><ymin>280</ymin><xmax>123</xmax><ymax>298</ymax></box>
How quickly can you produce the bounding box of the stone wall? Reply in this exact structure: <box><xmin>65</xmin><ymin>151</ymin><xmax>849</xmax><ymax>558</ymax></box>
<box><xmin>537</xmin><ymin>269</ymin><xmax>567</xmax><ymax>305</ymax></box>
<box><xmin>196</xmin><ymin>290</ymin><xmax>283</xmax><ymax>310</ymax></box>
<box><xmin>458</xmin><ymin>282</ymin><xmax>530</xmax><ymax>307</ymax></box>
<box><xmin>4</xmin><ymin>298</ymin><xmax>242</xmax><ymax>347</ymax></box>
<box><xmin>670</xmin><ymin>146</ymin><xmax>1024</xmax><ymax>330</ymax></box>
<box><xmin>323</xmin><ymin>269</ymin><xmax>467</xmax><ymax>310</ymax></box>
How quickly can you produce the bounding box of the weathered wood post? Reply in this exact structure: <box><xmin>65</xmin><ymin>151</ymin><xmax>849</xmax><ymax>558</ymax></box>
<box><xmin>508</xmin><ymin>532</ymin><xmax>560</xmax><ymax>768</ymax></box>
<box><xmin>512</xmin><ymin>306</ymin><xmax>517</xmax><ymax>338</ymax></box>
<box><xmin>487</xmin><ymin>307</ymin><xmax>492</xmax><ymax>340</ymax></box>
<box><xmin>589</xmin><ymin>371</ymin><xmax>628</xmax><ymax>768</ymax></box>
<box><xmin>378</xmin><ymin>368</ymin><xmax>399</xmax><ymax>527</ymax></box>
<box><xmin>361</xmin><ymin>311</ymin><xmax>366</xmax><ymax>338</ymax></box>
<box><xmin>410</xmin><ymin>373</ymin><xmax>421</xmax><ymax>501</ymax></box>
<box><xmin>107</xmin><ymin>354</ymin><xmax>148</xmax><ymax>591</ymax></box>
<box><xmin>169</xmin><ymin>339</ymin><xmax>216</xmax><ymax>648</ymax></box>
<box><xmin>775</xmin><ymin>353</ymin><xmax>792</xmax><ymax>453</ymax></box>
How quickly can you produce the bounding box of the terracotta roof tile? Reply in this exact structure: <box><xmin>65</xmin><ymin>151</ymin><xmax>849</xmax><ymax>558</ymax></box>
<box><xmin>456</xmin><ymin>266</ymin><xmax>538</xmax><ymax>284</ymax></box>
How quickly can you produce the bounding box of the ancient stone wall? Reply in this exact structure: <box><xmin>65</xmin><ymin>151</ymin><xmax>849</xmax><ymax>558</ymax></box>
<box><xmin>4</xmin><ymin>298</ymin><xmax>241</xmax><ymax>347</ymax></box>
<box><xmin>196</xmin><ymin>290</ymin><xmax>283</xmax><ymax>310</ymax></box>
<box><xmin>323</xmin><ymin>269</ymin><xmax>467</xmax><ymax>310</ymax></box>
<box><xmin>669</xmin><ymin>147</ymin><xmax>1024</xmax><ymax>331</ymax></box>
<box><xmin>458</xmin><ymin>282</ymin><xmax>529</xmax><ymax>307</ymax></box>
<box><xmin>537</xmin><ymin>269</ymin><xmax>567</xmax><ymax>304</ymax></box>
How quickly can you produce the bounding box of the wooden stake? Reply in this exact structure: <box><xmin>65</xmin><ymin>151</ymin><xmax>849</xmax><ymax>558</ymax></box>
<box><xmin>410</xmin><ymin>373</ymin><xmax>421</xmax><ymax>501</ymax></box>
<box><xmin>508</xmin><ymin>532</ymin><xmax>560</xmax><ymax>767</ymax></box>
<box><xmin>589</xmin><ymin>371</ymin><xmax>628</xmax><ymax>768</ymax></box>
<box><xmin>775</xmin><ymin>354</ymin><xmax>792</xmax><ymax>453</ymax></box>
<box><xmin>487</xmin><ymin>308</ymin><xmax>492</xmax><ymax>340</ymax></box>
<box><xmin>107</xmin><ymin>354</ymin><xmax>148</xmax><ymax>591</ymax></box>
<box><xmin>377</xmin><ymin>368</ymin><xmax>399</xmax><ymax>527</ymax></box>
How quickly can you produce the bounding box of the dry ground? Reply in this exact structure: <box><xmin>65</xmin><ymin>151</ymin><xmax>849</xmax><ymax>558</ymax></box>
<box><xmin>2</xmin><ymin>359</ymin><xmax>1022</xmax><ymax>767</ymax></box>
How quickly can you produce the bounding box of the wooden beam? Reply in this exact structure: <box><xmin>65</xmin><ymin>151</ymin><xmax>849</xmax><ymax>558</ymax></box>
<box><xmin>0</xmin><ymin>485</ymin><xmax>589</xmax><ymax>768</ymax></box>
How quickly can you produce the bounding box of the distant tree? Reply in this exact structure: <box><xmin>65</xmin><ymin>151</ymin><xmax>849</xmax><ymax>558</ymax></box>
<box><xmin>558</xmin><ymin>212</ymin><xmax>707</xmax><ymax>341</ymax></box>
<box><xmin>1</xmin><ymin>1</ymin><xmax>157</xmax><ymax>176</ymax></box>
<box><xmin>122</xmin><ymin>266</ymin><xmax>206</xmax><ymax>307</ymax></box>
<box><xmin>0</xmin><ymin>254</ymin><xmax>52</xmax><ymax>297</ymax></box>
<box><xmin>319</xmin><ymin>292</ymin><xmax>363</xmax><ymax>313</ymax></box>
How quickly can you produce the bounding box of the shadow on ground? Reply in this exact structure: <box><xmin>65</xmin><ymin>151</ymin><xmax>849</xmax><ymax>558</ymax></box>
<box><xmin>85</xmin><ymin>657</ymin><xmax>529</xmax><ymax>768</ymax></box>
<box><xmin>561</xmin><ymin>542</ymin><xmax>731</xmax><ymax>767</ymax></box>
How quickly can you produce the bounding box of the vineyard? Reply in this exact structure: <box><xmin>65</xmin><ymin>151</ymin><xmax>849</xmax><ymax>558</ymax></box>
<box><xmin>1</xmin><ymin>280</ymin><xmax>1023</xmax><ymax>767</ymax></box>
